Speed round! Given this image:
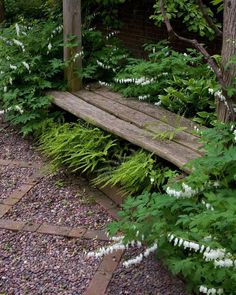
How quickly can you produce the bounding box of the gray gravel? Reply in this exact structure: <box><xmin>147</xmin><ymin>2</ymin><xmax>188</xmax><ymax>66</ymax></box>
<box><xmin>106</xmin><ymin>248</ymin><xmax>190</xmax><ymax>295</ymax></box>
<box><xmin>0</xmin><ymin>229</ymin><xmax>104</xmax><ymax>295</ymax></box>
<box><xmin>0</xmin><ymin>119</ymin><xmax>190</xmax><ymax>294</ymax></box>
<box><xmin>0</xmin><ymin>166</ymin><xmax>36</xmax><ymax>202</ymax></box>
<box><xmin>0</xmin><ymin>124</ymin><xmax>43</xmax><ymax>163</ymax></box>
<box><xmin>5</xmin><ymin>171</ymin><xmax>113</xmax><ymax>230</ymax></box>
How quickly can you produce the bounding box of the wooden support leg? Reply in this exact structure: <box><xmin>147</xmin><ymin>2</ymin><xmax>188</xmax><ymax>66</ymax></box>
<box><xmin>63</xmin><ymin>0</ymin><xmax>82</xmax><ymax>91</ymax></box>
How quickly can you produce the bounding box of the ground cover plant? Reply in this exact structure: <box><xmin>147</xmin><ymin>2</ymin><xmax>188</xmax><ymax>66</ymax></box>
<box><xmin>89</xmin><ymin>123</ymin><xmax>236</xmax><ymax>294</ymax></box>
<box><xmin>38</xmin><ymin>120</ymin><xmax>178</xmax><ymax>195</ymax></box>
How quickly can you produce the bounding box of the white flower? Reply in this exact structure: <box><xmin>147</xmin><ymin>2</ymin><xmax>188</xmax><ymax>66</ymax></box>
<box><xmin>98</xmin><ymin>81</ymin><xmax>111</xmax><ymax>87</ymax></box>
<box><xmin>138</xmin><ymin>94</ymin><xmax>150</xmax><ymax>100</ymax></box>
<box><xmin>15</xmin><ymin>105</ymin><xmax>24</xmax><ymax>114</ymax></box>
<box><xmin>150</xmin><ymin>177</ymin><xmax>154</xmax><ymax>183</ymax></box>
<box><xmin>203</xmin><ymin>248</ymin><xmax>226</xmax><ymax>261</ymax></box>
<box><xmin>13</xmin><ymin>39</ymin><xmax>25</xmax><ymax>52</ymax></box>
<box><xmin>4</xmin><ymin>86</ymin><xmax>7</xmax><ymax>92</ymax></box>
<box><xmin>87</xmin><ymin>242</ymin><xmax>126</xmax><ymax>258</ymax></box>
<box><xmin>48</xmin><ymin>42</ymin><xmax>52</xmax><ymax>52</ymax></box>
<box><xmin>214</xmin><ymin>258</ymin><xmax>234</xmax><ymax>268</ymax></box>
<box><xmin>22</xmin><ymin>61</ymin><xmax>30</xmax><ymax>72</ymax></box>
<box><xmin>73</xmin><ymin>51</ymin><xmax>84</xmax><ymax>62</ymax></box>
<box><xmin>166</xmin><ymin>183</ymin><xmax>197</xmax><ymax>199</ymax></box>
<box><xmin>208</xmin><ymin>88</ymin><xmax>214</xmax><ymax>95</ymax></box>
<box><xmin>15</xmin><ymin>23</ymin><xmax>20</xmax><ymax>36</ymax></box>
<box><xmin>96</xmin><ymin>60</ymin><xmax>111</xmax><ymax>70</ymax></box>
<box><xmin>143</xmin><ymin>243</ymin><xmax>158</xmax><ymax>258</ymax></box>
<box><xmin>233</xmin><ymin>129</ymin><xmax>236</xmax><ymax>142</ymax></box>
<box><xmin>9</xmin><ymin>77</ymin><xmax>13</xmax><ymax>85</ymax></box>
<box><xmin>10</xmin><ymin>64</ymin><xmax>17</xmax><ymax>70</ymax></box>
<box><xmin>123</xmin><ymin>253</ymin><xmax>143</xmax><ymax>267</ymax></box>
<box><xmin>199</xmin><ymin>285</ymin><xmax>223</xmax><ymax>295</ymax></box>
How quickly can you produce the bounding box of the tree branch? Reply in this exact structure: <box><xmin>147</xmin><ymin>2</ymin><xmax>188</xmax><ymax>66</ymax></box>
<box><xmin>160</xmin><ymin>0</ymin><xmax>223</xmax><ymax>86</ymax></box>
<box><xmin>196</xmin><ymin>0</ymin><xmax>222</xmax><ymax>38</ymax></box>
<box><xmin>160</xmin><ymin>0</ymin><xmax>236</xmax><ymax>121</ymax></box>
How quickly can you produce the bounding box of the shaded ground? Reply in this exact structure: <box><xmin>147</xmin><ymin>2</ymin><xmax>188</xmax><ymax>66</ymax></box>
<box><xmin>0</xmin><ymin>120</ymin><xmax>189</xmax><ymax>295</ymax></box>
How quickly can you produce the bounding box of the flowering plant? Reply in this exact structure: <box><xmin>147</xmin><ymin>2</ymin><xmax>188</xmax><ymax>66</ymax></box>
<box><xmin>0</xmin><ymin>20</ymin><xmax>64</xmax><ymax>134</ymax></box>
<box><xmin>111</xmin><ymin>42</ymin><xmax>217</xmax><ymax>125</ymax></box>
<box><xmin>99</xmin><ymin>123</ymin><xmax>236</xmax><ymax>294</ymax></box>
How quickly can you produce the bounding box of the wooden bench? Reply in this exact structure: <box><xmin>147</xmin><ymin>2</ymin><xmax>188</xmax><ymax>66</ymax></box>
<box><xmin>48</xmin><ymin>87</ymin><xmax>203</xmax><ymax>173</ymax></box>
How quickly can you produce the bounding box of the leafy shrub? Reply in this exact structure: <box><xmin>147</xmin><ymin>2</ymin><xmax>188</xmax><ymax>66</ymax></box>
<box><xmin>81</xmin><ymin>26</ymin><xmax>128</xmax><ymax>82</ymax></box>
<box><xmin>4</xmin><ymin>0</ymin><xmax>62</xmax><ymax>21</ymax></box>
<box><xmin>111</xmin><ymin>42</ymin><xmax>218</xmax><ymax>125</ymax></box>
<box><xmin>0</xmin><ymin>20</ymin><xmax>64</xmax><ymax>135</ymax></box>
<box><xmin>108</xmin><ymin>123</ymin><xmax>236</xmax><ymax>294</ymax></box>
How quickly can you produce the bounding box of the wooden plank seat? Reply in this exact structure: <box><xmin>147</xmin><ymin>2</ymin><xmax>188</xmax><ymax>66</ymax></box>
<box><xmin>49</xmin><ymin>88</ymin><xmax>204</xmax><ymax>173</ymax></box>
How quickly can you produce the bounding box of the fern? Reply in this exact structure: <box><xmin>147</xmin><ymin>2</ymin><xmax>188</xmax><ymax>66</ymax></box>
<box><xmin>39</xmin><ymin>121</ymin><xmax>118</xmax><ymax>173</ymax></box>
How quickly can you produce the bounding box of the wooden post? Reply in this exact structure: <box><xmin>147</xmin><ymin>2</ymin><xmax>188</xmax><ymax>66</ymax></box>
<box><xmin>63</xmin><ymin>0</ymin><xmax>82</xmax><ymax>91</ymax></box>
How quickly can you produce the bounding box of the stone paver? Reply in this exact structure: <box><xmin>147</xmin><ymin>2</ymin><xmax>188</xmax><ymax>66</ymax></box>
<box><xmin>0</xmin><ymin>204</ymin><xmax>11</xmax><ymax>218</ymax></box>
<box><xmin>84</xmin><ymin>229</ymin><xmax>110</xmax><ymax>241</ymax></box>
<box><xmin>2</xmin><ymin>184</ymin><xmax>35</xmax><ymax>205</ymax></box>
<box><xmin>37</xmin><ymin>223</ymin><xmax>71</xmax><ymax>236</ymax></box>
<box><xmin>0</xmin><ymin>219</ymin><xmax>26</xmax><ymax>231</ymax></box>
<box><xmin>22</xmin><ymin>221</ymin><xmax>42</xmax><ymax>232</ymax></box>
<box><xmin>68</xmin><ymin>227</ymin><xmax>87</xmax><ymax>238</ymax></box>
<box><xmin>84</xmin><ymin>251</ymin><xmax>124</xmax><ymax>295</ymax></box>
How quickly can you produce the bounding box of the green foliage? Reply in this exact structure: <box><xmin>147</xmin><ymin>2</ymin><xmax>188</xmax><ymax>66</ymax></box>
<box><xmin>4</xmin><ymin>0</ymin><xmax>62</xmax><ymax>21</ymax></box>
<box><xmin>152</xmin><ymin>0</ymin><xmax>221</xmax><ymax>39</ymax></box>
<box><xmin>82</xmin><ymin>0</ymin><xmax>126</xmax><ymax>28</ymax></box>
<box><xmin>39</xmin><ymin>120</ymin><xmax>178</xmax><ymax>194</ymax></box>
<box><xmin>108</xmin><ymin>123</ymin><xmax>236</xmax><ymax>294</ymax></box>
<box><xmin>94</xmin><ymin>150</ymin><xmax>178</xmax><ymax>194</ymax></box>
<box><xmin>112</xmin><ymin>42</ymin><xmax>217</xmax><ymax>124</ymax></box>
<box><xmin>39</xmin><ymin>121</ymin><xmax>118</xmax><ymax>173</ymax></box>
<box><xmin>81</xmin><ymin>25</ymin><xmax>129</xmax><ymax>82</ymax></box>
<box><xmin>153</xmin><ymin>126</ymin><xmax>187</xmax><ymax>141</ymax></box>
<box><xmin>0</xmin><ymin>20</ymin><xmax>64</xmax><ymax>135</ymax></box>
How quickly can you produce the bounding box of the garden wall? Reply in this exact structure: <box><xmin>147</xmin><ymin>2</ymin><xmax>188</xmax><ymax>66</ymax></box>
<box><xmin>116</xmin><ymin>0</ymin><xmax>221</xmax><ymax>57</ymax></box>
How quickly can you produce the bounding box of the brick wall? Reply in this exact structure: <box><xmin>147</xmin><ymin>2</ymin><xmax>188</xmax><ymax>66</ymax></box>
<box><xmin>116</xmin><ymin>0</ymin><xmax>221</xmax><ymax>57</ymax></box>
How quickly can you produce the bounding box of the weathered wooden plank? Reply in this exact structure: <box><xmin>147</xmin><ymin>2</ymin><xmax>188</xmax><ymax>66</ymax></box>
<box><xmin>63</xmin><ymin>0</ymin><xmax>82</xmax><ymax>91</ymax></box>
<box><xmin>49</xmin><ymin>91</ymin><xmax>200</xmax><ymax>173</ymax></box>
<box><xmin>74</xmin><ymin>90</ymin><xmax>202</xmax><ymax>154</ymax></box>
<box><xmin>93</xmin><ymin>88</ymin><xmax>206</xmax><ymax>134</ymax></box>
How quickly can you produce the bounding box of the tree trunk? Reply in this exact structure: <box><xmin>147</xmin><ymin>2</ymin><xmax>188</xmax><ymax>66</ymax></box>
<box><xmin>217</xmin><ymin>0</ymin><xmax>236</xmax><ymax>122</ymax></box>
<box><xmin>0</xmin><ymin>0</ymin><xmax>5</xmax><ymax>23</ymax></box>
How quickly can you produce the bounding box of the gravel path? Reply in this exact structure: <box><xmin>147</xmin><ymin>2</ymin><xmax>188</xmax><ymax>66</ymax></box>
<box><xmin>0</xmin><ymin>118</ymin><xmax>190</xmax><ymax>294</ymax></box>
<box><xmin>0</xmin><ymin>230</ymin><xmax>104</xmax><ymax>295</ymax></box>
<box><xmin>107</xmin><ymin>248</ymin><xmax>189</xmax><ymax>295</ymax></box>
<box><xmin>5</xmin><ymin>171</ymin><xmax>112</xmax><ymax>229</ymax></box>
<box><xmin>0</xmin><ymin>166</ymin><xmax>36</xmax><ymax>202</ymax></box>
<box><xmin>0</xmin><ymin>125</ymin><xmax>43</xmax><ymax>163</ymax></box>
